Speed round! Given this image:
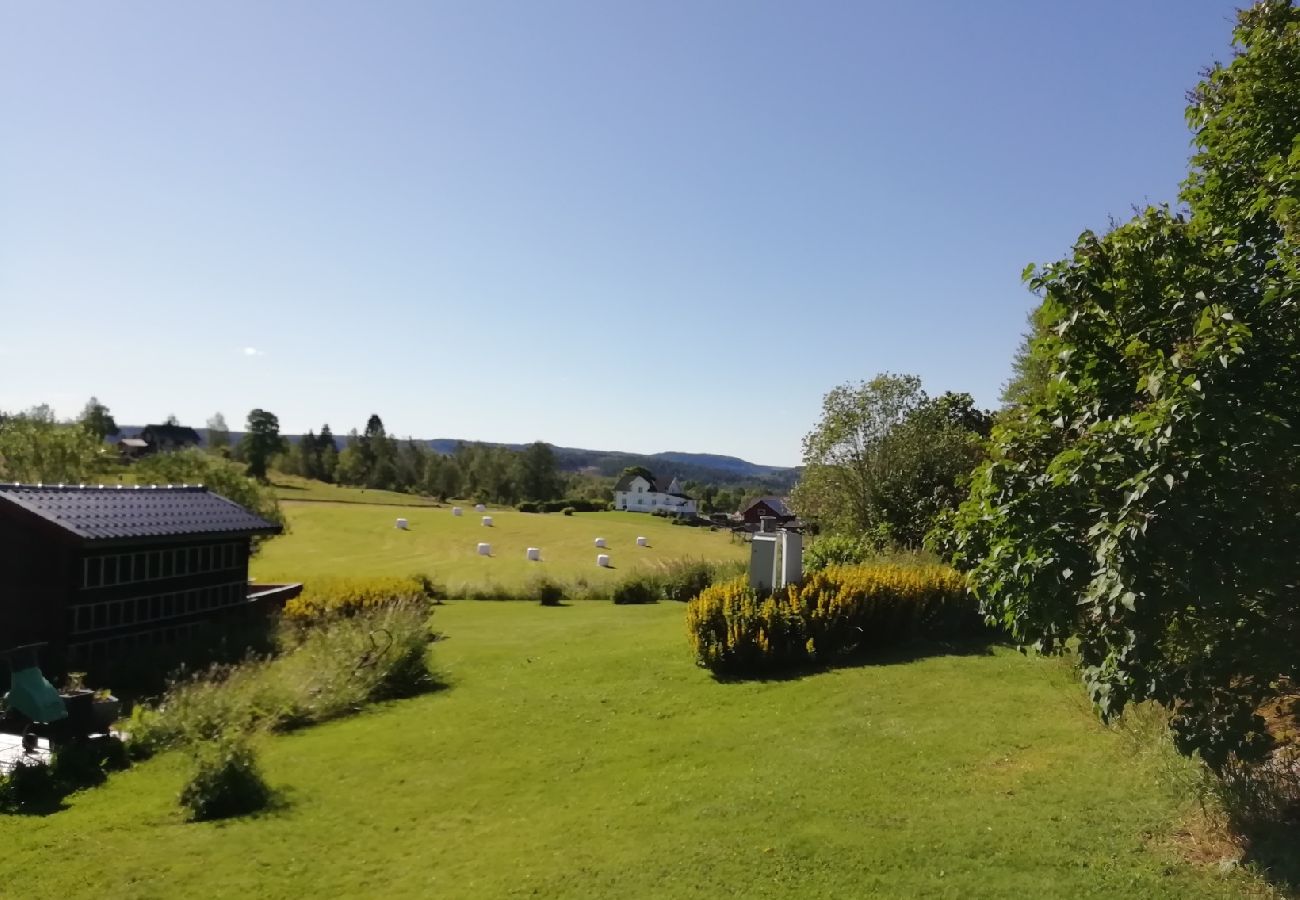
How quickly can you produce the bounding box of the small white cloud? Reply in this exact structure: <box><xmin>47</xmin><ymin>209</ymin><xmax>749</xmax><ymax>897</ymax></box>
<box><xmin>242</xmin><ymin>347</ymin><xmax>265</xmax><ymax>357</ymax></box>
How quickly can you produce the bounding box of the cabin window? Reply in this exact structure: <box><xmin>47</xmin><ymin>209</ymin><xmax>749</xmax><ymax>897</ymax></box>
<box><xmin>148</xmin><ymin>551</ymin><xmax>161</xmax><ymax>580</ymax></box>
<box><xmin>83</xmin><ymin>557</ymin><xmax>101</xmax><ymax>588</ymax></box>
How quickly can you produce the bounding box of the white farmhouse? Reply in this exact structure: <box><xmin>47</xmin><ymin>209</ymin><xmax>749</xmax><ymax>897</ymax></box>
<box><xmin>613</xmin><ymin>473</ymin><xmax>697</xmax><ymax>516</ymax></box>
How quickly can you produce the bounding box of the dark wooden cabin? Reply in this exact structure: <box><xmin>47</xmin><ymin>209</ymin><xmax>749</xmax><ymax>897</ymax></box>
<box><xmin>0</xmin><ymin>484</ymin><xmax>299</xmax><ymax>676</ymax></box>
<box><xmin>740</xmin><ymin>496</ymin><xmax>795</xmax><ymax>527</ymax></box>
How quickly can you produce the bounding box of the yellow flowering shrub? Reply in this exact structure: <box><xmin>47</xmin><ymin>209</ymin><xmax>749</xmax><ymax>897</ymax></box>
<box><xmin>284</xmin><ymin>575</ymin><xmax>439</xmax><ymax>623</ymax></box>
<box><xmin>685</xmin><ymin>563</ymin><xmax>977</xmax><ymax>676</ymax></box>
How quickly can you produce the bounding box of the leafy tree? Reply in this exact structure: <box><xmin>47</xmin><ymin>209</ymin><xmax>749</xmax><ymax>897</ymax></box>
<box><xmin>135</xmin><ymin>449</ymin><xmax>284</xmax><ymax>548</ymax></box>
<box><xmin>937</xmin><ymin>2</ymin><xmax>1300</xmax><ymax>769</ymax></box>
<box><xmin>0</xmin><ymin>410</ymin><xmax>103</xmax><ymax>483</ymax></box>
<box><xmin>620</xmin><ymin>465</ymin><xmax>655</xmax><ymax>483</ymax></box>
<box><xmin>334</xmin><ymin>432</ymin><xmax>369</xmax><ymax>486</ymax></box>
<box><xmin>791</xmin><ymin>375</ymin><xmax>988</xmax><ymax>548</ymax></box>
<box><xmin>206</xmin><ymin>412</ymin><xmax>231</xmax><ymax>452</ymax></box>
<box><xmin>239</xmin><ymin>409</ymin><xmax>284</xmax><ymax>481</ymax></box>
<box><xmin>517</xmin><ymin>441</ymin><xmax>561</xmax><ymax>501</ymax></box>
<box><xmin>78</xmin><ymin>397</ymin><xmax>119</xmax><ymax>441</ymax></box>
<box><xmin>317</xmin><ymin>425</ymin><xmax>338</xmax><ymax>483</ymax></box>
<box><xmin>164</xmin><ymin>414</ymin><xmax>180</xmax><ymax>426</ymax></box>
<box><xmin>999</xmin><ymin>307</ymin><xmax>1054</xmax><ymax>408</ymax></box>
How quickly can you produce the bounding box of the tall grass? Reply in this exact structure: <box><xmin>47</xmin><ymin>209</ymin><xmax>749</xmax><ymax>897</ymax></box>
<box><xmin>128</xmin><ymin>602</ymin><xmax>437</xmax><ymax>757</ymax></box>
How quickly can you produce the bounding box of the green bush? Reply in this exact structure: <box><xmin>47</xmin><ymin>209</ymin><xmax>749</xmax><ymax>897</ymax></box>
<box><xmin>562</xmin><ymin>507</ymin><xmax>575</xmax><ymax>516</ymax></box>
<box><xmin>285</xmin><ymin>575</ymin><xmax>440</xmax><ymax>623</ymax></box>
<box><xmin>612</xmin><ymin>576</ymin><xmax>661</xmax><ymax>605</ymax></box>
<box><xmin>179</xmin><ymin>734</ymin><xmax>271</xmax><ymax>821</ymax></box>
<box><xmin>804</xmin><ymin>534</ymin><xmax>872</xmax><ymax>572</ymax></box>
<box><xmin>533</xmin><ymin>577</ymin><xmax>566</xmax><ymax>606</ymax></box>
<box><xmin>536</xmin><ymin>498</ymin><xmax>605</xmax><ymax>513</ymax></box>
<box><xmin>50</xmin><ymin>736</ymin><xmax>129</xmax><ymax>791</ymax></box>
<box><xmin>656</xmin><ymin>559</ymin><xmax>724</xmax><ymax>603</ymax></box>
<box><xmin>685</xmin><ymin>563</ymin><xmax>979</xmax><ymax>676</ymax></box>
<box><xmin>517</xmin><ymin>501</ymin><xmax>540</xmax><ymax>513</ymax></box>
<box><xmin>0</xmin><ymin>759</ymin><xmax>58</xmax><ymax>812</ymax></box>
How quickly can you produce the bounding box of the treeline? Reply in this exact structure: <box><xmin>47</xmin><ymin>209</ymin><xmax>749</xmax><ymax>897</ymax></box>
<box><xmin>273</xmin><ymin>415</ymin><xmax>596</xmax><ymax>506</ymax></box>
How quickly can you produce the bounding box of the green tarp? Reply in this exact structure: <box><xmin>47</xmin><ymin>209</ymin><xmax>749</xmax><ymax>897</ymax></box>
<box><xmin>5</xmin><ymin>667</ymin><xmax>68</xmax><ymax>723</ymax></box>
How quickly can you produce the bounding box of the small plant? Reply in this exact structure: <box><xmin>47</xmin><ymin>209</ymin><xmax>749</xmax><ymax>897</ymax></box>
<box><xmin>517</xmin><ymin>501</ymin><xmax>540</xmax><ymax>513</ymax></box>
<box><xmin>534</xmin><ymin>577</ymin><xmax>566</xmax><ymax>607</ymax></box>
<box><xmin>179</xmin><ymin>733</ymin><xmax>271</xmax><ymax>821</ymax></box>
<box><xmin>0</xmin><ymin>759</ymin><xmax>58</xmax><ymax>812</ymax></box>
<box><xmin>562</xmin><ymin>507</ymin><xmax>575</xmax><ymax>516</ymax></box>
<box><xmin>63</xmin><ymin>671</ymin><xmax>88</xmax><ymax>693</ymax></box>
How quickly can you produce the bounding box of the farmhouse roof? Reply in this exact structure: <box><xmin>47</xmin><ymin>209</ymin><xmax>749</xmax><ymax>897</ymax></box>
<box><xmin>614</xmin><ymin>473</ymin><xmax>651</xmax><ymax>492</ymax></box>
<box><xmin>0</xmin><ymin>484</ymin><xmax>282</xmax><ymax>544</ymax></box>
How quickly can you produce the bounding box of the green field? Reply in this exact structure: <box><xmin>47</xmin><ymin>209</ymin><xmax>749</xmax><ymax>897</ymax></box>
<box><xmin>269</xmin><ymin>475</ymin><xmax>445</xmax><ymax>507</ymax></box>
<box><xmin>253</xmin><ymin>502</ymin><xmax>746</xmax><ymax>589</ymax></box>
<box><xmin>0</xmin><ymin>601</ymin><xmax>1266</xmax><ymax>899</ymax></box>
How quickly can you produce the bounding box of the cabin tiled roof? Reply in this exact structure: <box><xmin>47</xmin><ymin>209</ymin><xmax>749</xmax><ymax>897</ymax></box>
<box><xmin>0</xmin><ymin>484</ymin><xmax>282</xmax><ymax>543</ymax></box>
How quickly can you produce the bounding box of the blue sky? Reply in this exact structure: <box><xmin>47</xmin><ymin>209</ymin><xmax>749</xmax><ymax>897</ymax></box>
<box><xmin>1</xmin><ymin>1</ymin><xmax>1239</xmax><ymax>466</ymax></box>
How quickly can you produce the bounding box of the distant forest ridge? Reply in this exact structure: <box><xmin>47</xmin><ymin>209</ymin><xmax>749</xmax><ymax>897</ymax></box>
<box><xmin>115</xmin><ymin>427</ymin><xmax>799</xmax><ymax>490</ymax></box>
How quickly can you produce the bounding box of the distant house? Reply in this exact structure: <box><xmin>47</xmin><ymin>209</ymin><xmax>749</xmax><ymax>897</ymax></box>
<box><xmin>613</xmin><ymin>473</ymin><xmax>697</xmax><ymax>516</ymax></box>
<box><xmin>116</xmin><ymin>437</ymin><xmax>149</xmax><ymax>460</ymax></box>
<box><xmin>137</xmin><ymin>423</ymin><xmax>202</xmax><ymax>454</ymax></box>
<box><xmin>0</xmin><ymin>484</ymin><xmax>299</xmax><ymax>677</ymax></box>
<box><xmin>740</xmin><ymin>496</ymin><xmax>795</xmax><ymax>526</ymax></box>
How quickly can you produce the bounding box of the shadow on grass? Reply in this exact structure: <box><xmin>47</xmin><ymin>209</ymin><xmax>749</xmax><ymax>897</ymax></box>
<box><xmin>710</xmin><ymin>635</ymin><xmax>1005</xmax><ymax>685</ymax></box>
<box><xmin>1240</xmin><ymin>819</ymin><xmax>1300</xmax><ymax>893</ymax></box>
<box><xmin>204</xmin><ymin>787</ymin><xmax>297</xmax><ymax>826</ymax></box>
<box><xmin>2</xmin><ymin>795</ymin><xmax>70</xmax><ymax>817</ymax></box>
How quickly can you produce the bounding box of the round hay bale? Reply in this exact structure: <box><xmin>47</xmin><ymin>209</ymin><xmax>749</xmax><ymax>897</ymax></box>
<box><xmin>594</xmin><ymin>537</ymin><xmax>606</xmax><ymax>548</ymax></box>
<box><xmin>475</xmin><ymin>503</ymin><xmax>487</xmax><ymax>513</ymax></box>
<box><xmin>526</xmin><ymin>547</ymin><xmax>541</xmax><ymax>561</ymax></box>
<box><xmin>636</xmin><ymin>536</ymin><xmax>648</xmax><ymax>547</ymax></box>
<box><xmin>395</xmin><ymin>517</ymin><xmax>409</xmax><ymax>530</ymax></box>
<box><xmin>452</xmin><ymin>507</ymin><xmax>463</xmax><ymax>517</ymax></box>
<box><xmin>482</xmin><ymin>515</ymin><xmax>493</xmax><ymax>527</ymax></box>
<box><xmin>596</xmin><ymin>553</ymin><xmax>611</xmax><ymax>568</ymax></box>
<box><xmin>477</xmin><ymin>542</ymin><xmax>492</xmax><ymax>556</ymax></box>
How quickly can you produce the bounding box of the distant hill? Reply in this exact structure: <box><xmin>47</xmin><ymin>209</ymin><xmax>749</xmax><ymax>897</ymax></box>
<box><xmin>116</xmin><ymin>428</ymin><xmax>798</xmax><ymax>490</ymax></box>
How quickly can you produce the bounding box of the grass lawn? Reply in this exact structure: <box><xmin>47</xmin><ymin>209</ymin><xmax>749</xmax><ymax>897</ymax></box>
<box><xmin>0</xmin><ymin>602</ymin><xmax>1270</xmax><ymax>899</ymax></box>
<box><xmin>253</xmin><ymin>503</ymin><xmax>746</xmax><ymax>590</ymax></box>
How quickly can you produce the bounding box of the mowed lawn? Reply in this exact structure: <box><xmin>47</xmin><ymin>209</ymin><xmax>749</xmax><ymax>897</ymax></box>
<box><xmin>269</xmin><ymin>475</ymin><xmax>444</xmax><ymax>507</ymax></box>
<box><xmin>253</xmin><ymin>503</ymin><xmax>746</xmax><ymax>589</ymax></box>
<box><xmin>0</xmin><ymin>603</ymin><xmax>1265</xmax><ymax>899</ymax></box>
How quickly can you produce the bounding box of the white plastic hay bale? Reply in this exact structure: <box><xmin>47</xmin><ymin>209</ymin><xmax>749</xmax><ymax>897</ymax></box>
<box><xmin>594</xmin><ymin>537</ymin><xmax>606</xmax><ymax>548</ymax></box>
<box><xmin>477</xmin><ymin>542</ymin><xmax>492</xmax><ymax>556</ymax></box>
<box><xmin>482</xmin><ymin>515</ymin><xmax>493</xmax><ymax>527</ymax></box>
<box><xmin>452</xmin><ymin>507</ymin><xmax>463</xmax><ymax>517</ymax></box>
<box><xmin>395</xmin><ymin>517</ymin><xmax>408</xmax><ymax>530</ymax></box>
<box><xmin>526</xmin><ymin>547</ymin><xmax>541</xmax><ymax>561</ymax></box>
<box><xmin>636</xmin><ymin>536</ymin><xmax>648</xmax><ymax>547</ymax></box>
<box><xmin>475</xmin><ymin>503</ymin><xmax>487</xmax><ymax>513</ymax></box>
<box><xmin>596</xmin><ymin>553</ymin><xmax>611</xmax><ymax>568</ymax></box>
